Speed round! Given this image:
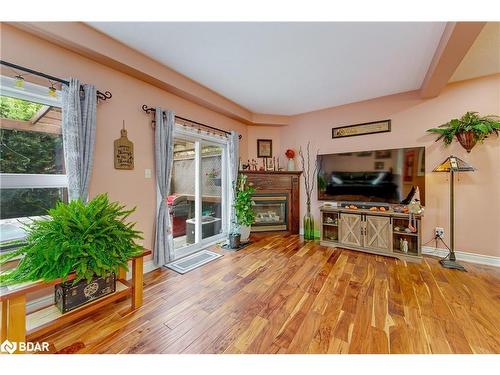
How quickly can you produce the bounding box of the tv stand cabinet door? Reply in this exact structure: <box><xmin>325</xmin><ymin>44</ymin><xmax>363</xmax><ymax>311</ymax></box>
<box><xmin>364</xmin><ymin>215</ymin><xmax>392</xmax><ymax>253</ymax></box>
<box><xmin>339</xmin><ymin>213</ymin><xmax>363</xmax><ymax>247</ymax></box>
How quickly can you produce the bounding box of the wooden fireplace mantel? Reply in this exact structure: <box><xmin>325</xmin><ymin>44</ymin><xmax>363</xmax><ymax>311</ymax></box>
<box><xmin>241</xmin><ymin>170</ymin><xmax>302</xmax><ymax>234</ymax></box>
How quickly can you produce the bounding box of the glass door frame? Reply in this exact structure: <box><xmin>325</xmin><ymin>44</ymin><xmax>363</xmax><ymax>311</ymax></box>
<box><xmin>168</xmin><ymin>125</ymin><xmax>230</xmax><ymax>260</ymax></box>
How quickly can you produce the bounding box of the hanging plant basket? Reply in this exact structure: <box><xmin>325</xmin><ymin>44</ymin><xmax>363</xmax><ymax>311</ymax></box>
<box><xmin>427</xmin><ymin>112</ymin><xmax>500</xmax><ymax>153</ymax></box>
<box><xmin>455</xmin><ymin>131</ymin><xmax>477</xmax><ymax>153</ymax></box>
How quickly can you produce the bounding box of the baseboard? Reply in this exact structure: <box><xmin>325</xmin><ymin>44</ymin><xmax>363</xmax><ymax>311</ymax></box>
<box><xmin>26</xmin><ymin>260</ymin><xmax>161</xmax><ymax>313</ymax></box>
<box><xmin>422</xmin><ymin>246</ymin><xmax>500</xmax><ymax>267</ymax></box>
<box><xmin>125</xmin><ymin>259</ymin><xmax>160</xmax><ymax>279</ymax></box>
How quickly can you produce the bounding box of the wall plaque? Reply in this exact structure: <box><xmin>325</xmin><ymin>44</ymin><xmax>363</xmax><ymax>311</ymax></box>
<box><xmin>332</xmin><ymin>120</ymin><xmax>391</xmax><ymax>139</ymax></box>
<box><xmin>114</xmin><ymin>121</ymin><xmax>134</xmax><ymax>170</ymax></box>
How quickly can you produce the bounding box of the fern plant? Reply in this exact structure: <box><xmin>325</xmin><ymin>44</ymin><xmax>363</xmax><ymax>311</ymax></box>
<box><xmin>427</xmin><ymin>112</ymin><xmax>500</xmax><ymax>145</ymax></box>
<box><xmin>0</xmin><ymin>194</ymin><xmax>143</xmax><ymax>286</ymax></box>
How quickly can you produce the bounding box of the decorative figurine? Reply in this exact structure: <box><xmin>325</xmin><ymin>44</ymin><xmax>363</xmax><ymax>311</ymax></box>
<box><xmin>251</xmin><ymin>159</ymin><xmax>258</xmax><ymax>171</ymax></box>
<box><xmin>401</xmin><ymin>239</ymin><xmax>409</xmax><ymax>253</ymax></box>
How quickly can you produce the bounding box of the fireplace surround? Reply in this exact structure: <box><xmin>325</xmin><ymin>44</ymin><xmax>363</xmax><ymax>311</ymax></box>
<box><xmin>241</xmin><ymin>170</ymin><xmax>302</xmax><ymax>234</ymax></box>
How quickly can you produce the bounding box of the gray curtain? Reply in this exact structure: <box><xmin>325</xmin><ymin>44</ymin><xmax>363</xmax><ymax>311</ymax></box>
<box><xmin>61</xmin><ymin>78</ymin><xmax>97</xmax><ymax>201</ymax></box>
<box><xmin>154</xmin><ymin>108</ymin><xmax>175</xmax><ymax>266</ymax></box>
<box><xmin>228</xmin><ymin>131</ymin><xmax>240</xmax><ymax>233</ymax></box>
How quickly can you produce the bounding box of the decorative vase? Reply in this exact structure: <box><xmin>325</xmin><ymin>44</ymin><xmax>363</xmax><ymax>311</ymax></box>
<box><xmin>287</xmin><ymin>158</ymin><xmax>295</xmax><ymax>171</ymax></box>
<box><xmin>456</xmin><ymin>131</ymin><xmax>477</xmax><ymax>153</ymax></box>
<box><xmin>402</xmin><ymin>239</ymin><xmax>409</xmax><ymax>253</ymax></box>
<box><xmin>239</xmin><ymin>225</ymin><xmax>251</xmax><ymax>242</ymax></box>
<box><xmin>303</xmin><ymin>209</ymin><xmax>315</xmax><ymax>240</ymax></box>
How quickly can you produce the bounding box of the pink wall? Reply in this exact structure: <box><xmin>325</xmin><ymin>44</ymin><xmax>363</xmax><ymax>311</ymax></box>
<box><xmin>2</xmin><ymin>23</ymin><xmax>499</xmax><ymax>258</ymax></box>
<box><xmin>274</xmin><ymin>75</ymin><xmax>500</xmax><ymax>257</ymax></box>
<box><xmin>1</xmin><ymin>24</ymin><xmax>248</xmax><ymax>253</ymax></box>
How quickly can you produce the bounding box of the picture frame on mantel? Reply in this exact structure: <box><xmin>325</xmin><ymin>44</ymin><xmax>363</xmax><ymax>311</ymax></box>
<box><xmin>257</xmin><ymin>139</ymin><xmax>273</xmax><ymax>158</ymax></box>
<box><xmin>332</xmin><ymin>119</ymin><xmax>391</xmax><ymax>139</ymax></box>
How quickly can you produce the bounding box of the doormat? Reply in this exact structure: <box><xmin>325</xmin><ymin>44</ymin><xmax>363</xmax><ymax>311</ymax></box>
<box><xmin>165</xmin><ymin>250</ymin><xmax>222</xmax><ymax>274</ymax></box>
<box><xmin>220</xmin><ymin>241</ymin><xmax>253</xmax><ymax>251</ymax></box>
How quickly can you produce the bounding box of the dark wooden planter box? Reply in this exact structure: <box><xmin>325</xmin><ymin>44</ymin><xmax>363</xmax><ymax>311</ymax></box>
<box><xmin>55</xmin><ymin>273</ymin><xmax>116</xmax><ymax>313</ymax></box>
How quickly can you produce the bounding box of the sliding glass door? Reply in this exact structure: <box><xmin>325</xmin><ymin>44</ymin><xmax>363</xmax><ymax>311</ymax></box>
<box><xmin>168</xmin><ymin>128</ymin><xmax>228</xmax><ymax>259</ymax></box>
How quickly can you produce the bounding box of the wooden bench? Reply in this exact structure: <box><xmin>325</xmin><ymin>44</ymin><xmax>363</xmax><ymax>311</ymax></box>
<box><xmin>0</xmin><ymin>250</ymin><xmax>150</xmax><ymax>353</ymax></box>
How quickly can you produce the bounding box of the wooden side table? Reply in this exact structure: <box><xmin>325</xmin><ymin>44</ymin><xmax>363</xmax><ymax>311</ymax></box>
<box><xmin>0</xmin><ymin>250</ymin><xmax>150</xmax><ymax>353</ymax></box>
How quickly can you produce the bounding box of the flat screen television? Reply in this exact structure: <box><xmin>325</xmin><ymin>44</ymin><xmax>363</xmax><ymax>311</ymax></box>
<box><xmin>317</xmin><ymin>147</ymin><xmax>425</xmax><ymax>205</ymax></box>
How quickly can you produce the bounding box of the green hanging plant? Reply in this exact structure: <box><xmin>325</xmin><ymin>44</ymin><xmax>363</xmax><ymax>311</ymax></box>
<box><xmin>0</xmin><ymin>194</ymin><xmax>143</xmax><ymax>286</ymax></box>
<box><xmin>427</xmin><ymin>112</ymin><xmax>500</xmax><ymax>152</ymax></box>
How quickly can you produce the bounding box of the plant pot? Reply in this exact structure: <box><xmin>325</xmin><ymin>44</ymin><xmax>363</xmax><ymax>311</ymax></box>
<box><xmin>55</xmin><ymin>273</ymin><xmax>116</xmax><ymax>313</ymax></box>
<box><xmin>456</xmin><ymin>131</ymin><xmax>477</xmax><ymax>153</ymax></box>
<box><xmin>239</xmin><ymin>225</ymin><xmax>251</xmax><ymax>242</ymax></box>
<box><xmin>228</xmin><ymin>233</ymin><xmax>241</xmax><ymax>249</ymax></box>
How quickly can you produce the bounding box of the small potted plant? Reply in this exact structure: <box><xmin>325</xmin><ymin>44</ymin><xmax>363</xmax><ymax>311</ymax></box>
<box><xmin>230</xmin><ymin>174</ymin><xmax>255</xmax><ymax>242</ymax></box>
<box><xmin>0</xmin><ymin>194</ymin><xmax>143</xmax><ymax>312</ymax></box>
<box><xmin>206</xmin><ymin>168</ymin><xmax>221</xmax><ymax>186</ymax></box>
<box><xmin>427</xmin><ymin>111</ymin><xmax>500</xmax><ymax>152</ymax></box>
<box><xmin>234</xmin><ymin>174</ymin><xmax>256</xmax><ymax>242</ymax></box>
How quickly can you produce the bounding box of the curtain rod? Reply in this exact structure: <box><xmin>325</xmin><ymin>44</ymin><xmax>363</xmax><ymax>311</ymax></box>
<box><xmin>0</xmin><ymin>60</ymin><xmax>112</xmax><ymax>102</ymax></box>
<box><xmin>141</xmin><ymin>105</ymin><xmax>242</xmax><ymax>139</ymax></box>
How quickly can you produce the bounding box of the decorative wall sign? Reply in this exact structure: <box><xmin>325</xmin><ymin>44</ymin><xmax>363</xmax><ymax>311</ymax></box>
<box><xmin>257</xmin><ymin>139</ymin><xmax>273</xmax><ymax>157</ymax></box>
<box><xmin>114</xmin><ymin>121</ymin><xmax>134</xmax><ymax>170</ymax></box>
<box><xmin>332</xmin><ymin>120</ymin><xmax>391</xmax><ymax>139</ymax></box>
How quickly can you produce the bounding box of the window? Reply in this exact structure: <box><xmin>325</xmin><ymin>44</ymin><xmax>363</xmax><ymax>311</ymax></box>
<box><xmin>0</xmin><ymin>75</ymin><xmax>67</xmax><ymax>252</ymax></box>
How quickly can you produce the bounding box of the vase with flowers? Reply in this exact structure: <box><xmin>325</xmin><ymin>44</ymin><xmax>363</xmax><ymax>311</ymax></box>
<box><xmin>285</xmin><ymin>149</ymin><xmax>296</xmax><ymax>171</ymax></box>
<box><xmin>299</xmin><ymin>142</ymin><xmax>319</xmax><ymax>240</ymax></box>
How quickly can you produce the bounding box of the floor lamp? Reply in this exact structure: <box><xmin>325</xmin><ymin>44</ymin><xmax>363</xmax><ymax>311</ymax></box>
<box><xmin>433</xmin><ymin>155</ymin><xmax>475</xmax><ymax>271</ymax></box>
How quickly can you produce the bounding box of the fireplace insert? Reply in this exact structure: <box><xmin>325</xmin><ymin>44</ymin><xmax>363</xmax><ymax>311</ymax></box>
<box><xmin>251</xmin><ymin>194</ymin><xmax>288</xmax><ymax>232</ymax></box>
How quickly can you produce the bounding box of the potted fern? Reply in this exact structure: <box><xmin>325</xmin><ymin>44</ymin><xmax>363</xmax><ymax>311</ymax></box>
<box><xmin>427</xmin><ymin>112</ymin><xmax>500</xmax><ymax>152</ymax></box>
<box><xmin>0</xmin><ymin>194</ymin><xmax>143</xmax><ymax>312</ymax></box>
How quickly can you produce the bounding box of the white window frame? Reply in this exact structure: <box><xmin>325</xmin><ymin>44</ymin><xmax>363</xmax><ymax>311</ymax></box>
<box><xmin>0</xmin><ymin>75</ymin><xmax>66</xmax><ymax>244</ymax></box>
<box><xmin>167</xmin><ymin>125</ymin><xmax>231</xmax><ymax>260</ymax></box>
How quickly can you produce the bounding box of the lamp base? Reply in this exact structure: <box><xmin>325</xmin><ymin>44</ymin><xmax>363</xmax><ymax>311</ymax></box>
<box><xmin>440</xmin><ymin>258</ymin><xmax>467</xmax><ymax>271</ymax></box>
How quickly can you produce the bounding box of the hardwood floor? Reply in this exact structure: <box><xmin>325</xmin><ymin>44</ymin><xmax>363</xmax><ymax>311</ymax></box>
<box><xmin>36</xmin><ymin>235</ymin><xmax>500</xmax><ymax>354</ymax></box>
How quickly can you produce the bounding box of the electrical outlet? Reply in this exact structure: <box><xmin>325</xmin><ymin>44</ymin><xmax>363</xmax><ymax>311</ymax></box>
<box><xmin>435</xmin><ymin>227</ymin><xmax>444</xmax><ymax>238</ymax></box>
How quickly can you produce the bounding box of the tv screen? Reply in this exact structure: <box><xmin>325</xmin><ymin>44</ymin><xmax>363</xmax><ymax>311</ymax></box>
<box><xmin>317</xmin><ymin>147</ymin><xmax>425</xmax><ymax>205</ymax></box>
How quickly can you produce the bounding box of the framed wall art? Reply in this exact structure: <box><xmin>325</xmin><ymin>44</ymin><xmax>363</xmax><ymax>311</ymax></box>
<box><xmin>332</xmin><ymin>119</ymin><xmax>391</xmax><ymax>139</ymax></box>
<box><xmin>257</xmin><ymin>139</ymin><xmax>273</xmax><ymax>158</ymax></box>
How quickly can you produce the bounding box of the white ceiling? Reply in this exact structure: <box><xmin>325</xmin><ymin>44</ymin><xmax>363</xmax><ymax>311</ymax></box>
<box><xmin>89</xmin><ymin>22</ymin><xmax>446</xmax><ymax>115</ymax></box>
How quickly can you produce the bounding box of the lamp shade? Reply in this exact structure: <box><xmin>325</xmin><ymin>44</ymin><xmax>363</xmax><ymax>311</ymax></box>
<box><xmin>433</xmin><ymin>155</ymin><xmax>475</xmax><ymax>172</ymax></box>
